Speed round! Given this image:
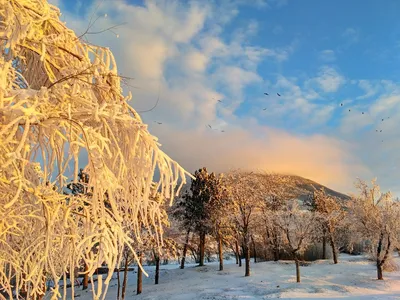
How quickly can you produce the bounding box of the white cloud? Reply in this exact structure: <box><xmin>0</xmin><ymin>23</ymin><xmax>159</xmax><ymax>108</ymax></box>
<box><xmin>217</xmin><ymin>66</ymin><xmax>262</xmax><ymax>90</ymax></box>
<box><xmin>247</xmin><ymin>20</ymin><xmax>259</xmax><ymax>36</ymax></box>
<box><xmin>370</xmin><ymin>94</ymin><xmax>400</xmax><ymax>116</ymax></box>
<box><xmin>184</xmin><ymin>50</ymin><xmax>209</xmax><ymax>72</ymax></box>
<box><xmin>272</xmin><ymin>25</ymin><xmax>283</xmax><ymax>35</ymax></box>
<box><xmin>269</xmin><ymin>0</ymin><xmax>288</xmax><ymax>8</ymax></box>
<box><xmin>319</xmin><ymin>49</ymin><xmax>336</xmax><ymax>62</ymax></box>
<box><xmin>342</xmin><ymin>27</ymin><xmax>359</xmax><ymax>43</ymax></box>
<box><xmin>357</xmin><ymin>80</ymin><xmax>378</xmax><ymax>99</ymax></box>
<box><xmin>314</xmin><ymin>66</ymin><xmax>345</xmax><ymax>93</ymax></box>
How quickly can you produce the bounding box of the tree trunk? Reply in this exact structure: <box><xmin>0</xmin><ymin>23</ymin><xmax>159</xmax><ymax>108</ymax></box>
<box><xmin>251</xmin><ymin>236</ymin><xmax>257</xmax><ymax>263</ymax></box>
<box><xmin>376</xmin><ymin>232</ymin><xmax>384</xmax><ymax>280</ymax></box>
<box><xmin>234</xmin><ymin>249</ymin><xmax>239</xmax><ymax>264</ymax></box>
<box><xmin>155</xmin><ymin>254</ymin><xmax>160</xmax><ymax>284</ymax></box>
<box><xmin>294</xmin><ymin>253</ymin><xmax>300</xmax><ymax>283</ymax></box>
<box><xmin>190</xmin><ymin>247</ymin><xmax>198</xmax><ymax>263</ymax></box>
<box><xmin>137</xmin><ymin>254</ymin><xmax>143</xmax><ymax>295</ymax></box>
<box><xmin>244</xmin><ymin>243</ymin><xmax>250</xmax><ymax>277</ymax></box>
<box><xmin>206</xmin><ymin>251</ymin><xmax>211</xmax><ymax>262</ymax></box>
<box><xmin>235</xmin><ymin>240</ymin><xmax>241</xmax><ymax>266</ymax></box>
<box><xmin>377</xmin><ymin>262</ymin><xmax>383</xmax><ymax>280</ymax></box>
<box><xmin>218</xmin><ymin>234</ymin><xmax>224</xmax><ymax>271</ymax></box>
<box><xmin>199</xmin><ymin>231</ymin><xmax>206</xmax><ymax>266</ymax></box>
<box><xmin>329</xmin><ymin>234</ymin><xmax>338</xmax><ymax>264</ymax></box>
<box><xmin>20</xmin><ymin>273</ymin><xmax>28</xmax><ymax>299</ymax></box>
<box><xmin>181</xmin><ymin>229</ymin><xmax>190</xmax><ymax>269</ymax></box>
<box><xmin>322</xmin><ymin>234</ymin><xmax>326</xmax><ymax>260</ymax></box>
<box><xmin>117</xmin><ymin>263</ymin><xmax>121</xmax><ymax>300</ymax></box>
<box><xmin>273</xmin><ymin>248</ymin><xmax>279</xmax><ymax>262</ymax></box>
<box><xmin>376</xmin><ymin>233</ymin><xmax>391</xmax><ymax>280</ymax></box>
<box><xmin>82</xmin><ymin>262</ymin><xmax>89</xmax><ymax>290</ymax></box>
<box><xmin>273</xmin><ymin>233</ymin><xmax>280</xmax><ymax>261</ymax></box>
<box><xmin>121</xmin><ymin>252</ymin><xmax>129</xmax><ymax>300</ymax></box>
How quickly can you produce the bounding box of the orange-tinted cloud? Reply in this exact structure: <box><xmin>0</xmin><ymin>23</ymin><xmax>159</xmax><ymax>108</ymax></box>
<box><xmin>151</xmin><ymin>124</ymin><xmax>370</xmax><ymax>193</ymax></box>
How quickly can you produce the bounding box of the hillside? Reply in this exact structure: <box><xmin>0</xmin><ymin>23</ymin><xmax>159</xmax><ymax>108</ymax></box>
<box><xmin>179</xmin><ymin>173</ymin><xmax>350</xmax><ymax>201</ymax></box>
<box><xmin>284</xmin><ymin>175</ymin><xmax>351</xmax><ymax>201</ymax></box>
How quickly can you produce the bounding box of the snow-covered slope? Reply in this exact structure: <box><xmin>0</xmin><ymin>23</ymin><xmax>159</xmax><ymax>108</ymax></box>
<box><xmin>68</xmin><ymin>254</ymin><xmax>400</xmax><ymax>299</ymax></box>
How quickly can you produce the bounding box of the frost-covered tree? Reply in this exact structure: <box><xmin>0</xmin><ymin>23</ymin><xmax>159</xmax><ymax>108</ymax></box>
<box><xmin>205</xmin><ymin>173</ymin><xmax>232</xmax><ymax>271</ymax></box>
<box><xmin>0</xmin><ymin>1</ymin><xmax>189</xmax><ymax>299</ymax></box>
<box><xmin>309</xmin><ymin>188</ymin><xmax>345</xmax><ymax>264</ymax></box>
<box><xmin>224</xmin><ymin>170</ymin><xmax>264</xmax><ymax>277</ymax></box>
<box><xmin>349</xmin><ymin>179</ymin><xmax>400</xmax><ymax>280</ymax></box>
<box><xmin>258</xmin><ymin>174</ymin><xmax>296</xmax><ymax>261</ymax></box>
<box><xmin>277</xmin><ymin>200</ymin><xmax>317</xmax><ymax>283</ymax></box>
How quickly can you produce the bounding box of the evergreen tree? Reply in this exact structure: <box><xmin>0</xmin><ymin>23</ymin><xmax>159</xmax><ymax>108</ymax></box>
<box><xmin>174</xmin><ymin>168</ymin><xmax>214</xmax><ymax>266</ymax></box>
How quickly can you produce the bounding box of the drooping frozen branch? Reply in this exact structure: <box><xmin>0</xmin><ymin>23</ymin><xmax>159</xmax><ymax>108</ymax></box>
<box><xmin>0</xmin><ymin>0</ymin><xmax>190</xmax><ymax>299</ymax></box>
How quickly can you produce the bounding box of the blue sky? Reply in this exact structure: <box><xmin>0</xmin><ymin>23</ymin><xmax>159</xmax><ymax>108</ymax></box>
<box><xmin>52</xmin><ymin>0</ymin><xmax>400</xmax><ymax>194</ymax></box>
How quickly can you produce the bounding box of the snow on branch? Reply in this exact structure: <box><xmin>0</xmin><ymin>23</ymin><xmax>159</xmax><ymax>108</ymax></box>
<box><xmin>0</xmin><ymin>0</ymin><xmax>190</xmax><ymax>299</ymax></box>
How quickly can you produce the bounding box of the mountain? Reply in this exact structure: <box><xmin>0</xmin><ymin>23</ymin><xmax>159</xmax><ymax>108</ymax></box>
<box><xmin>283</xmin><ymin>175</ymin><xmax>351</xmax><ymax>201</ymax></box>
<box><xmin>175</xmin><ymin>173</ymin><xmax>350</xmax><ymax>202</ymax></box>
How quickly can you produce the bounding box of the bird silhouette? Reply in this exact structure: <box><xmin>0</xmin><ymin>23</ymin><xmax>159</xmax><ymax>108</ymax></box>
<box><xmin>208</xmin><ymin>124</ymin><xmax>212</xmax><ymax>129</ymax></box>
<box><xmin>263</xmin><ymin>108</ymin><xmax>267</xmax><ymax>111</ymax></box>
<box><xmin>340</xmin><ymin>103</ymin><xmax>343</xmax><ymax>106</ymax></box>
<box><xmin>217</xmin><ymin>99</ymin><xmax>222</xmax><ymax>103</ymax></box>
<box><xmin>264</xmin><ymin>93</ymin><xmax>269</xmax><ymax>96</ymax></box>
<box><xmin>349</xmin><ymin>109</ymin><xmax>351</xmax><ymax>112</ymax></box>
<box><xmin>362</xmin><ymin>112</ymin><xmax>364</xmax><ymax>114</ymax></box>
<box><xmin>277</xmin><ymin>93</ymin><xmax>281</xmax><ymax>96</ymax></box>
<box><xmin>154</xmin><ymin>121</ymin><xmax>162</xmax><ymax>125</ymax></box>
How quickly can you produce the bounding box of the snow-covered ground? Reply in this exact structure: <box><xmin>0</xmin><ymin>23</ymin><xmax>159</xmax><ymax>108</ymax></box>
<box><xmin>66</xmin><ymin>254</ymin><xmax>400</xmax><ymax>299</ymax></box>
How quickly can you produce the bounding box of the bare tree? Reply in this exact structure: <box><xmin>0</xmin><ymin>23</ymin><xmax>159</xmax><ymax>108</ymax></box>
<box><xmin>206</xmin><ymin>173</ymin><xmax>232</xmax><ymax>271</ymax></box>
<box><xmin>349</xmin><ymin>179</ymin><xmax>400</xmax><ymax>280</ymax></box>
<box><xmin>258</xmin><ymin>174</ymin><xmax>296</xmax><ymax>262</ymax></box>
<box><xmin>224</xmin><ymin>170</ymin><xmax>264</xmax><ymax>277</ymax></box>
<box><xmin>277</xmin><ymin>200</ymin><xmax>317</xmax><ymax>283</ymax></box>
<box><xmin>310</xmin><ymin>188</ymin><xmax>346</xmax><ymax>264</ymax></box>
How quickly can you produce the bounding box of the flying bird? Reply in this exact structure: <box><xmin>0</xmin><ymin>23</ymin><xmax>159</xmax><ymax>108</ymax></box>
<box><xmin>154</xmin><ymin>121</ymin><xmax>162</xmax><ymax>125</ymax></box>
<box><xmin>208</xmin><ymin>124</ymin><xmax>212</xmax><ymax>129</ymax></box>
<box><xmin>264</xmin><ymin>93</ymin><xmax>269</xmax><ymax>96</ymax></box>
<box><xmin>348</xmin><ymin>109</ymin><xmax>351</xmax><ymax>112</ymax></box>
<box><xmin>362</xmin><ymin>112</ymin><xmax>364</xmax><ymax>114</ymax></box>
<box><xmin>263</xmin><ymin>108</ymin><xmax>267</xmax><ymax>111</ymax></box>
<box><xmin>340</xmin><ymin>103</ymin><xmax>343</xmax><ymax>106</ymax></box>
<box><xmin>221</xmin><ymin>130</ymin><xmax>225</xmax><ymax>133</ymax></box>
<box><xmin>217</xmin><ymin>99</ymin><xmax>222</xmax><ymax>103</ymax></box>
<box><xmin>277</xmin><ymin>93</ymin><xmax>281</xmax><ymax>96</ymax></box>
